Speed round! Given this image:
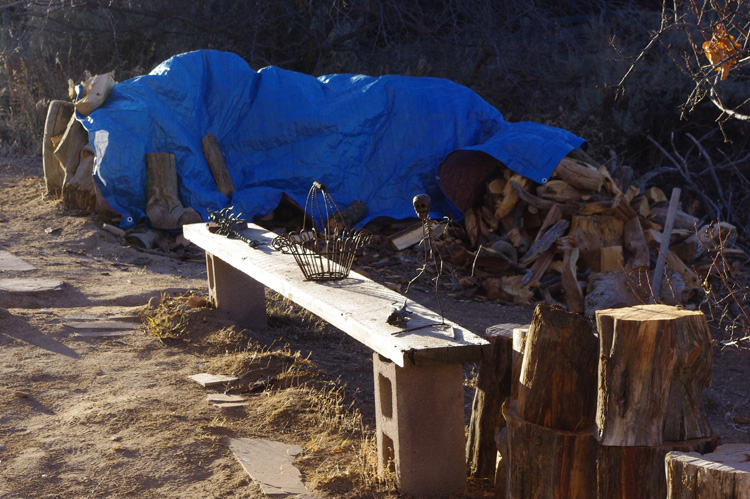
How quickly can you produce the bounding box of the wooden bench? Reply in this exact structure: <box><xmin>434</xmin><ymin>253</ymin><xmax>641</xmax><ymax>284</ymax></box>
<box><xmin>183</xmin><ymin>222</ymin><xmax>491</xmax><ymax>496</ymax></box>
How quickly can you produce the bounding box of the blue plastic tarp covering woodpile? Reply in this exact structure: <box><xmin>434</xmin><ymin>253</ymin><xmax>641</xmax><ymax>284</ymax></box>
<box><xmin>78</xmin><ymin>50</ymin><xmax>585</xmax><ymax>229</ymax></box>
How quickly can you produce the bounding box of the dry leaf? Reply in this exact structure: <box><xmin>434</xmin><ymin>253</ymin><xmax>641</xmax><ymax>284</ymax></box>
<box><xmin>703</xmin><ymin>24</ymin><xmax>741</xmax><ymax>80</ymax></box>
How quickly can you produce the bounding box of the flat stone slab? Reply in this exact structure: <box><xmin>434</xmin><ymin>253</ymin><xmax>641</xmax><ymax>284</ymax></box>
<box><xmin>228</xmin><ymin>438</ymin><xmax>308</xmax><ymax>496</ymax></box>
<box><xmin>188</xmin><ymin>373</ymin><xmax>239</xmax><ymax>387</ymax></box>
<box><xmin>207</xmin><ymin>394</ymin><xmax>247</xmax><ymax>403</ymax></box>
<box><xmin>0</xmin><ymin>278</ymin><xmax>63</xmax><ymax>293</ymax></box>
<box><xmin>0</xmin><ymin>251</ymin><xmax>36</xmax><ymax>271</ymax></box>
<box><xmin>74</xmin><ymin>331</ymin><xmax>137</xmax><ymax>338</ymax></box>
<box><xmin>64</xmin><ymin>321</ymin><xmax>139</xmax><ymax>330</ymax></box>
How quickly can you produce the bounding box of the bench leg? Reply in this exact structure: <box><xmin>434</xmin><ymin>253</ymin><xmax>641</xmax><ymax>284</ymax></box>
<box><xmin>373</xmin><ymin>353</ymin><xmax>466</xmax><ymax>496</ymax></box>
<box><xmin>205</xmin><ymin>252</ymin><xmax>267</xmax><ymax>330</ymax></box>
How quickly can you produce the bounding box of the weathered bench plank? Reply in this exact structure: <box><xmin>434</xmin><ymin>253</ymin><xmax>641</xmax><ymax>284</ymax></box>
<box><xmin>183</xmin><ymin>222</ymin><xmax>489</xmax><ymax>367</ymax></box>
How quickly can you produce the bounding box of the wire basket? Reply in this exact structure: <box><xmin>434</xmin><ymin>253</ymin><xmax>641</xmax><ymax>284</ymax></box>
<box><xmin>272</xmin><ymin>181</ymin><xmax>372</xmax><ymax>281</ymax></box>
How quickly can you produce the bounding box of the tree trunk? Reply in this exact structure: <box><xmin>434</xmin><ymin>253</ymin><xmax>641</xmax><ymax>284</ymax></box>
<box><xmin>201</xmin><ymin>133</ymin><xmax>236</xmax><ymax>197</ymax></box>
<box><xmin>666</xmin><ymin>443</ymin><xmax>750</xmax><ymax>499</ymax></box>
<box><xmin>597</xmin><ymin>435</ymin><xmax>719</xmax><ymax>499</ymax></box>
<box><xmin>43</xmin><ymin>100</ymin><xmax>74</xmax><ymax>196</ymax></box>
<box><xmin>146</xmin><ymin>152</ymin><xmax>202</xmax><ymax>229</ymax></box>
<box><xmin>466</xmin><ymin>324</ymin><xmax>517</xmax><ymax>479</ymax></box>
<box><xmin>504</xmin><ymin>402</ymin><xmax>598</xmax><ymax>499</ymax></box>
<box><xmin>595</xmin><ymin>304</ymin><xmax>713</xmax><ymax>447</ymax></box>
<box><xmin>517</xmin><ymin>305</ymin><xmax>598</xmax><ymax>431</ymax></box>
<box><xmin>61</xmin><ymin>143</ymin><xmax>97</xmax><ymax>211</ymax></box>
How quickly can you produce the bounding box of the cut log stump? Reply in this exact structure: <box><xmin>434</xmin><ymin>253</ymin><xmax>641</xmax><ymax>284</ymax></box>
<box><xmin>466</xmin><ymin>324</ymin><xmax>517</xmax><ymax>479</ymax></box>
<box><xmin>595</xmin><ymin>304</ymin><xmax>713</xmax><ymax>447</ymax></box>
<box><xmin>597</xmin><ymin>435</ymin><xmax>719</xmax><ymax>499</ymax></box>
<box><xmin>504</xmin><ymin>402</ymin><xmax>598</xmax><ymax>499</ymax></box>
<box><xmin>146</xmin><ymin>152</ymin><xmax>202</xmax><ymax>229</ymax></box>
<box><xmin>43</xmin><ymin>100</ymin><xmax>74</xmax><ymax>196</ymax></box>
<box><xmin>666</xmin><ymin>443</ymin><xmax>750</xmax><ymax>499</ymax></box>
<box><xmin>518</xmin><ymin>305</ymin><xmax>599</xmax><ymax>431</ymax></box>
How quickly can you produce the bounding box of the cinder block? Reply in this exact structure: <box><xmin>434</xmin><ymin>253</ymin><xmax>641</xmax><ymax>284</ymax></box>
<box><xmin>206</xmin><ymin>253</ymin><xmax>267</xmax><ymax>330</ymax></box>
<box><xmin>373</xmin><ymin>353</ymin><xmax>466</xmax><ymax>496</ymax></box>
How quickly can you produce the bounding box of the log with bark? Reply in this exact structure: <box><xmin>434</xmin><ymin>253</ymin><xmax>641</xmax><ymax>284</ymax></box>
<box><xmin>517</xmin><ymin>305</ymin><xmax>598</xmax><ymax>431</ymax></box>
<box><xmin>466</xmin><ymin>324</ymin><xmax>518</xmax><ymax>479</ymax></box>
<box><xmin>504</xmin><ymin>402</ymin><xmax>598</xmax><ymax>499</ymax></box>
<box><xmin>595</xmin><ymin>304</ymin><xmax>713</xmax><ymax>447</ymax></box>
<box><xmin>665</xmin><ymin>443</ymin><xmax>750</xmax><ymax>498</ymax></box>
<box><xmin>597</xmin><ymin>435</ymin><xmax>719</xmax><ymax>499</ymax></box>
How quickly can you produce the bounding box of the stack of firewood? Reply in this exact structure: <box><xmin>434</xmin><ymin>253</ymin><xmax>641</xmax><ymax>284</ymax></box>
<box><xmin>389</xmin><ymin>151</ymin><xmax>741</xmax><ymax>315</ymax></box>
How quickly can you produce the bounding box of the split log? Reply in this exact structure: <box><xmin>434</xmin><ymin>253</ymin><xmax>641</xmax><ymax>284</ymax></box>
<box><xmin>595</xmin><ymin>305</ymin><xmax>713</xmax><ymax>447</ymax></box>
<box><xmin>649</xmin><ymin>203</ymin><xmax>699</xmax><ymax>231</ymax></box>
<box><xmin>535</xmin><ymin>180</ymin><xmax>584</xmax><ymax>203</ymax></box>
<box><xmin>61</xmin><ymin>143</ymin><xmax>97</xmax><ymax>211</ymax></box>
<box><xmin>201</xmin><ymin>133</ymin><xmax>236</xmax><ymax>197</ymax></box>
<box><xmin>645</xmin><ymin>186</ymin><xmax>668</xmax><ymax>205</ymax></box>
<box><xmin>145</xmin><ymin>153</ymin><xmax>202</xmax><ymax>229</ymax></box>
<box><xmin>505</xmin><ymin>402</ymin><xmax>598</xmax><ymax>499</ymax></box>
<box><xmin>511</xmin><ymin>181</ymin><xmax>580</xmax><ymax>217</ymax></box>
<box><xmin>517</xmin><ymin>305</ymin><xmax>598</xmax><ymax>431</ymax></box>
<box><xmin>510</xmin><ymin>326</ymin><xmax>529</xmax><ymax>402</ymax></box>
<box><xmin>623</xmin><ymin>217</ymin><xmax>650</xmax><ymax>269</ymax></box>
<box><xmin>53</xmin><ymin>114</ymin><xmax>88</xmax><ymax>183</ymax></box>
<box><xmin>74</xmin><ymin>72</ymin><xmax>116</xmax><ymax>116</ymax></box>
<box><xmin>495</xmin><ymin>174</ymin><xmax>529</xmax><ymax>219</ymax></box>
<box><xmin>600</xmin><ymin>245</ymin><xmax>624</xmax><ymax>272</ymax></box>
<box><xmin>568</xmin><ymin>215</ymin><xmax>623</xmax><ymax>272</ymax></box>
<box><xmin>583</xmin><ymin>271</ymin><xmax>644</xmax><ymax>318</ymax></box>
<box><xmin>666</xmin><ymin>443</ymin><xmax>750</xmax><ymax>498</ymax></box>
<box><xmin>466</xmin><ymin>324</ymin><xmax>517</xmax><ymax>479</ymax></box>
<box><xmin>519</xmin><ymin>219</ymin><xmax>568</xmax><ymax>265</ymax></box>
<box><xmin>552</xmin><ymin>157</ymin><xmax>603</xmax><ymax>192</ymax></box>
<box><xmin>561</xmin><ymin>246</ymin><xmax>584</xmax><ymax>314</ymax></box>
<box><xmin>598</xmin><ymin>435</ymin><xmax>719</xmax><ymax>499</ymax></box>
<box><xmin>42</xmin><ymin>100</ymin><xmax>74</xmax><ymax>195</ymax></box>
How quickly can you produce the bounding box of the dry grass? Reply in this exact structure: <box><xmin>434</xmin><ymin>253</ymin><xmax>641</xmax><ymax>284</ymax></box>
<box><xmin>137</xmin><ymin>291</ymin><xmax>399</xmax><ymax>497</ymax></box>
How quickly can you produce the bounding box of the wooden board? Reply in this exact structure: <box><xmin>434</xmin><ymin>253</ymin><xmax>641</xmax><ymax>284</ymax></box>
<box><xmin>184</xmin><ymin>223</ymin><xmax>490</xmax><ymax>367</ymax></box>
<box><xmin>0</xmin><ymin>250</ymin><xmax>36</xmax><ymax>271</ymax></box>
<box><xmin>74</xmin><ymin>330</ymin><xmax>136</xmax><ymax>338</ymax></box>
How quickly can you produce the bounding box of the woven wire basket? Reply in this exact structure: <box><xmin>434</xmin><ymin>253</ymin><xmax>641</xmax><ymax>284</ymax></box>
<box><xmin>272</xmin><ymin>182</ymin><xmax>372</xmax><ymax>281</ymax></box>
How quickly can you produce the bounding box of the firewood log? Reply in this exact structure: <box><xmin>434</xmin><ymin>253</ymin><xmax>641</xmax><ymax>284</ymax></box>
<box><xmin>665</xmin><ymin>443</ymin><xmax>750</xmax><ymax>498</ymax></box>
<box><xmin>551</xmin><ymin>157</ymin><xmax>603</xmax><ymax>192</ymax></box>
<box><xmin>595</xmin><ymin>305</ymin><xmax>713</xmax><ymax>447</ymax></box>
<box><xmin>201</xmin><ymin>133</ymin><xmax>236</xmax><ymax>197</ymax></box>
<box><xmin>43</xmin><ymin>100</ymin><xmax>74</xmax><ymax>196</ymax></box>
<box><xmin>517</xmin><ymin>305</ymin><xmax>598</xmax><ymax>431</ymax></box>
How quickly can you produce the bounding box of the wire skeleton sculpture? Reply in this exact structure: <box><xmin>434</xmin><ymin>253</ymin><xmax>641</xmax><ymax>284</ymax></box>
<box><xmin>391</xmin><ymin>193</ymin><xmax>453</xmax><ymax>337</ymax></box>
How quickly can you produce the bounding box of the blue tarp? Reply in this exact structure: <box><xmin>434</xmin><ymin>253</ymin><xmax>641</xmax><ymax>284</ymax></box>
<box><xmin>78</xmin><ymin>50</ymin><xmax>585</xmax><ymax>229</ymax></box>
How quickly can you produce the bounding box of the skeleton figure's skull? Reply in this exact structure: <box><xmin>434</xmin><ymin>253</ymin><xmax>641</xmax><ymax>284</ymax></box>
<box><xmin>413</xmin><ymin>193</ymin><xmax>431</xmax><ymax>220</ymax></box>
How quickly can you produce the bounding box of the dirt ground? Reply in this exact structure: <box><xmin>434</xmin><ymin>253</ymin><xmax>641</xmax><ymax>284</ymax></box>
<box><xmin>1</xmin><ymin>157</ymin><xmax>749</xmax><ymax>498</ymax></box>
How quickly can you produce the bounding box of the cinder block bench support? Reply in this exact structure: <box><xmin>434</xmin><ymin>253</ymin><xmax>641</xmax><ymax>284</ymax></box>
<box><xmin>205</xmin><ymin>252</ymin><xmax>267</xmax><ymax>330</ymax></box>
<box><xmin>374</xmin><ymin>353</ymin><xmax>466</xmax><ymax>495</ymax></box>
<box><xmin>184</xmin><ymin>222</ymin><xmax>490</xmax><ymax>496</ymax></box>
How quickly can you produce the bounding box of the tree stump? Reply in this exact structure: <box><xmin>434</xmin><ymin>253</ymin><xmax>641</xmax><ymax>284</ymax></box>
<box><xmin>517</xmin><ymin>305</ymin><xmax>599</xmax><ymax>431</ymax></box>
<box><xmin>597</xmin><ymin>435</ymin><xmax>719</xmax><ymax>499</ymax></box>
<box><xmin>43</xmin><ymin>100</ymin><xmax>74</xmax><ymax>196</ymax></box>
<box><xmin>595</xmin><ymin>305</ymin><xmax>713</xmax><ymax>446</ymax></box>
<box><xmin>666</xmin><ymin>443</ymin><xmax>750</xmax><ymax>498</ymax></box>
<box><xmin>466</xmin><ymin>324</ymin><xmax>517</xmax><ymax>479</ymax></box>
<box><xmin>146</xmin><ymin>153</ymin><xmax>202</xmax><ymax>229</ymax></box>
<box><xmin>504</xmin><ymin>402</ymin><xmax>598</xmax><ymax>499</ymax></box>
<box><xmin>201</xmin><ymin>133</ymin><xmax>236</xmax><ymax>197</ymax></box>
